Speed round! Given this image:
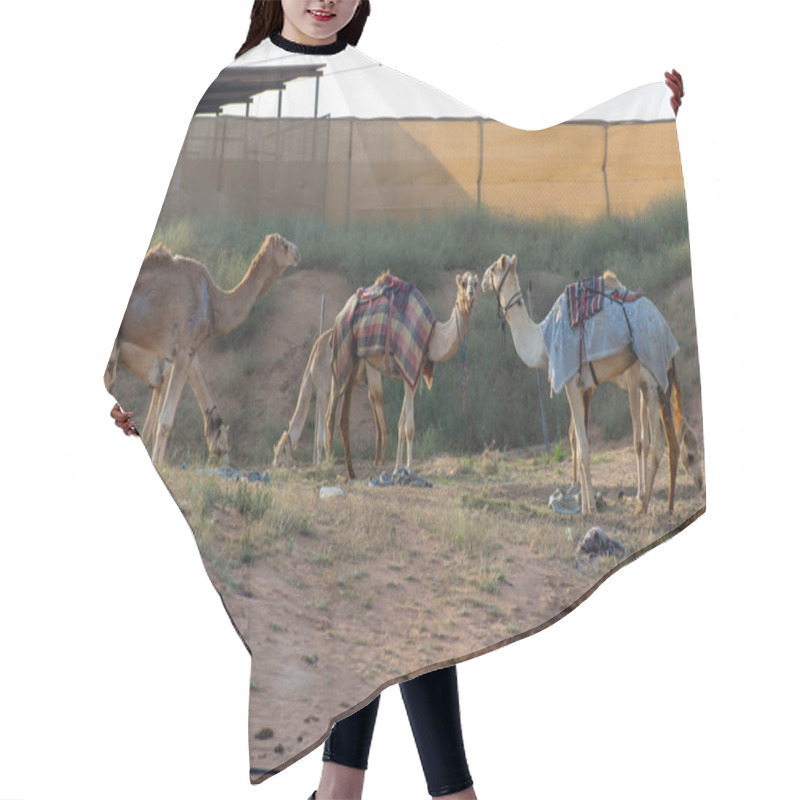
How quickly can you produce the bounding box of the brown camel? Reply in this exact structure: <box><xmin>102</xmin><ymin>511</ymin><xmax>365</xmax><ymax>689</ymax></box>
<box><xmin>105</xmin><ymin>341</ymin><xmax>229</xmax><ymax>463</ymax></box>
<box><xmin>106</xmin><ymin>233</ymin><xmax>299</xmax><ymax>467</ymax></box>
<box><xmin>328</xmin><ymin>272</ymin><xmax>479</xmax><ymax>480</ymax></box>
<box><xmin>482</xmin><ymin>254</ymin><xmax>682</xmax><ymax>515</ymax></box>
<box><xmin>272</xmin><ymin>329</ymin><xmax>388</xmax><ymax>468</ymax></box>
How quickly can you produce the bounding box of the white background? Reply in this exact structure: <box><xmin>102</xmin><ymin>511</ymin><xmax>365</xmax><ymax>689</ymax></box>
<box><xmin>1</xmin><ymin>1</ymin><xmax>796</xmax><ymax>798</ymax></box>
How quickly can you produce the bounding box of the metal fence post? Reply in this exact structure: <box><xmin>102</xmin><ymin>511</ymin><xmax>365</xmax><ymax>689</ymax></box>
<box><xmin>527</xmin><ymin>282</ymin><xmax>550</xmax><ymax>454</ymax></box>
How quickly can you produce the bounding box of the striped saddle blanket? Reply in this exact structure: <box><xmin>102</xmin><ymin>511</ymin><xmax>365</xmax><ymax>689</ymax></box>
<box><xmin>567</xmin><ymin>275</ymin><xmax>642</xmax><ymax>328</ymax></box>
<box><xmin>332</xmin><ymin>276</ymin><xmax>437</xmax><ymax>393</ymax></box>
<box><xmin>566</xmin><ymin>276</ymin><xmax>605</xmax><ymax>327</ymax></box>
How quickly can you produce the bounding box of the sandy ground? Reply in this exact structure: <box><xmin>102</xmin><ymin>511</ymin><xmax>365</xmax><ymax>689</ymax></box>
<box><xmin>163</xmin><ymin>438</ymin><xmax>704</xmax><ymax>779</ymax></box>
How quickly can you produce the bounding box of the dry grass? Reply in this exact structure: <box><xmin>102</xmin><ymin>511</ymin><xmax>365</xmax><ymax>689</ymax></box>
<box><xmin>165</xmin><ymin>439</ymin><xmax>703</xmax><ymax>626</ymax></box>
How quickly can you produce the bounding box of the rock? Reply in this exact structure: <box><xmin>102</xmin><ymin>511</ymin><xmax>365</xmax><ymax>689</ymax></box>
<box><xmin>575</xmin><ymin>526</ymin><xmax>625</xmax><ymax>570</ymax></box>
<box><xmin>367</xmin><ymin>467</ymin><xmax>432</xmax><ymax>488</ymax></box>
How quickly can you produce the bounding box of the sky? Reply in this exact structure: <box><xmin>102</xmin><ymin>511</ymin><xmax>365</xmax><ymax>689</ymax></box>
<box><xmin>2</xmin><ymin>1</ymin><xmax>797</xmax><ymax>799</ymax></box>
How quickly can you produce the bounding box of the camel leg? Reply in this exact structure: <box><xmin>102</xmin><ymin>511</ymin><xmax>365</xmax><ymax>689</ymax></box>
<box><xmin>570</xmin><ymin>387</ymin><xmax>594</xmax><ymax>485</ymax></box>
<box><xmin>657</xmin><ymin>386</ymin><xmax>679</xmax><ymax>514</ymax></box>
<box><xmin>152</xmin><ymin>353</ymin><xmax>193</xmax><ymax>468</ymax></box>
<box><xmin>377</xmin><ymin>399</ymin><xmax>390</xmax><ymax>465</ymax></box>
<box><xmin>187</xmin><ymin>357</ymin><xmax>229</xmax><ymax>464</ymax></box>
<box><xmin>315</xmin><ymin>389</ymin><xmax>327</xmax><ymax>465</ymax></box>
<box><xmin>640</xmin><ymin>379</ymin><xmax>662</xmax><ymax>514</ymax></box>
<box><xmin>394</xmin><ymin>384</ymin><xmax>416</xmax><ymax>472</ymax></box>
<box><xmin>140</xmin><ymin>384</ymin><xmax>163</xmax><ymax>448</ymax></box>
<box><xmin>325</xmin><ymin>377</ymin><xmax>339</xmax><ymax>463</ymax></box>
<box><xmin>366</xmin><ymin>367</ymin><xmax>385</xmax><ymax>466</ymax></box>
<box><xmin>369</xmin><ymin>400</ymin><xmax>381</xmax><ymax>465</ymax></box>
<box><xmin>366</xmin><ymin>367</ymin><xmax>389</xmax><ymax>466</ymax></box>
<box><xmin>566</xmin><ymin>380</ymin><xmax>595</xmax><ymax>515</ymax></box>
<box><xmin>339</xmin><ymin>371</ymin><xmax>356</xmax><ymax>480</ymax></box>
<box><xmin>569</xmin><ymin>416</ymin><xmax>577</xmax><ymax>484</ymax></box>
<box><xmin>625</xmin><ymin>368</ymin><xmax>646</xmax><ymax>512</ymax></box>
<box><xmin>402</xmin><ymin>383</ymin><xmax>416</xmax><ymax>471</ymax></box>
<box><xmin>395</xmin><ymin>395</ymin><xmax>407</xmax><ymax>471</ymax></box>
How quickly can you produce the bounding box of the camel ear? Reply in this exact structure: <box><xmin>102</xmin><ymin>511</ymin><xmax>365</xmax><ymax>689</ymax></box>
<box><xmin>511</xmin><ymin>254</ymin><xmax>517</xmax><ymax>268</ymax></box>
<box><xmin>456</xmin><ymin>272</ymin><xmax>464</xmax><ymax>287</ymax></box>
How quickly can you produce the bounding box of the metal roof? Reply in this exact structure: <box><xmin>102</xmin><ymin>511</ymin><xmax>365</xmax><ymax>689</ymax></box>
<box><xmin>194</xmin><ymin>64</ymin><xmax>326</xmax><ymax>115</ymax></box>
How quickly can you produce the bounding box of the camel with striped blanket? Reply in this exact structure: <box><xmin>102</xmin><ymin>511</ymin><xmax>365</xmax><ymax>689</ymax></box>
<box><xmin>328</xmin><ymin>271</ymin><xmax>479</xmax><ymax>479</ymax></box>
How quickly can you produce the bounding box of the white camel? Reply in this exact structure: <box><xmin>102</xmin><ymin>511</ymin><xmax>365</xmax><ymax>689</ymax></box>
<box><xmin>482</xmin><ymin>254</ymin><xmax>683</xmax><ymax>515</ymax></box>
<box><xmin>569</xmin><ymin>271</ymin><xmax>704</xmax><ymax>512</ymax></box>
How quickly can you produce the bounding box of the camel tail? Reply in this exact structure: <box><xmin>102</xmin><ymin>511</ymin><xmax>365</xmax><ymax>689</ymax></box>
<box><xmin>104</xmin><ymin>333</ymin><xmax>121</xmax><ymax>393</ymax></box>
<box><xmin>669</xmin><ymin>357</ymin><xmax>684</xmax><ymax>437</ymax></box>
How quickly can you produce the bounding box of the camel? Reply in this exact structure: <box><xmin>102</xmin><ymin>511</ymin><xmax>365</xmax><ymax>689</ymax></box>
<box><xmin>106</xmin><ymin>233</ymin><xmax>299</xmax><ymax>467</ymax></box>
<box><xmin>481</xmin><ymin>253</ymin><xmax>683</xmax><ymax>515</ymax></box>
<box><xmin>272</xmin><ymin>329</ymin><xmax>389</xmax><ymax>468</ymax></box>
<box><xmin>565</xmin><ymin>271</ymin><xmax>704</xmax><ymax>513</ymax></box>
<box><xmin>105</xmin><ymin>340</ymin><xmax>230</xmax><ymax>463</ymax></box>
<box><xmin>328</xmin><ymin>271</ymin><xmax>479</xmax><ymax>480</ymax></box>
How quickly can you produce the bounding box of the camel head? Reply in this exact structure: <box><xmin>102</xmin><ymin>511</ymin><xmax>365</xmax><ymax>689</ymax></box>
<box><xmin>273</xmin><ymin>430</ymin><xmax>293</xmax><ymax>468</ymax></box>
<box><xmin>455</xmin><ymin>272</ymin><xmax>479</xmax><ymax>316</ymax></box>
<box><xmin>481</xmin><ymin>254</ymin><xmax>521</xmax><ymax>309</ymax></box>
<box><xmin>204</xmin><ymin>406</ymin><xmax>230</xmax><ymax>465</ymax></box>
<box><xmin>680</xmin><ymin>424</ymin><xmax>705</xmax><ymax>495</ymax></box>
<box><xmin>254</xmin><ymin>234</ymin><xmax>301</xmax><ymax>298</ymax></box>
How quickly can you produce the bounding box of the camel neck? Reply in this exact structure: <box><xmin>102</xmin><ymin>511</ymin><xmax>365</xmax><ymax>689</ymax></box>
<box><xmin>505</xmin><ymin>302</ymin><xmax>548</xmax><ymax>370</ymax></box>
<box><xmin>270</xmin><ymin>33</ymin><xmax>347</xmax><ymax>55</ymax></box>
<box><xmin>429</xmin><ymin>304</ymin><xmax>469</xmax><ymax>363</ymax></box>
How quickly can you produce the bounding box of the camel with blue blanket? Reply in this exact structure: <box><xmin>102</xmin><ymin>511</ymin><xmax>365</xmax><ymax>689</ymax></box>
<box><xmin>482</xmin><ymin>253</ymin><xmax>698</xmax><ymax>515</ymax></box>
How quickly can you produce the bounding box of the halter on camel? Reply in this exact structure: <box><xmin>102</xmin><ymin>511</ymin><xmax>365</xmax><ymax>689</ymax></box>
<box><xmin>489</xmin><ymin>257</ymin><xmax>525</xmax><ymax>349</ymax></box>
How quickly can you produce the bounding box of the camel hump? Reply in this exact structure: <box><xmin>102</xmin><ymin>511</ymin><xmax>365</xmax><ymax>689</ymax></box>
<box><xmin>602</xmin><ymin>269</ymin><xmax>625</xmax><ymax>291</ymax></box>
<box><xmin>142</xmin><ymin>242</ymin><xmax>176</xmax><ymax>270</ymax></box>
<box><xmin>373</xmin><ymin>268</ymin><xmax>392</xmax><ymax>286</ymax></box>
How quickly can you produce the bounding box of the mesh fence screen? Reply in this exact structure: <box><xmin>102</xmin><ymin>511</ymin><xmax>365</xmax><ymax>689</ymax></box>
<box><xmin>163</xmin><ymin>116</ymin><xmax>681</xmax><ymax>222</ymax></box>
